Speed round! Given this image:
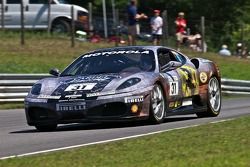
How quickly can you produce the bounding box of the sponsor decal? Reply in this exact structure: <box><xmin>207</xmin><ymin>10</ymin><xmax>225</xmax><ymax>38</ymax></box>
<box><xmin>83</xmin><ymin>50</ymin><xmax>150</xmax><ymax>58</ymax></box>
<box><xmin>169</xmin><ymin>101</ymin><xmax>182</xmax><ymax>108</ymax></box>
<box><xmin>56</xmin><ymin>102</ymin><xmax>86</xmax><ymax>111</ymax></box>
<box><xmin>200</xmin><ymin>72</ymin><xmax>208</xmax><ymax>83</ymax></box>
<box><xmin>26</xmin><ymin>98</ymin><xmax>47</xmax><ymax>103</ymax></box>
<box><xmin>65</xmin><ymin>83</ymin><xmax>97</xmax><ymax>92</ymax></box>
<box><xmin>201</xmin><ymin>59</ymin><xmax>212</xmax><ymax>63</ymax></box>
<box><xmin>86</xmin><ymin>91</ymin><xmax>116</xmax><ymax>97</ymax></box>
<box><xmin>37</xmin><ymin>95</ymin><xmax>61</xmax><ymax>99</ymax></box>
<box><xmin>182</xmin><ymin>99</ymin><xmax>192</xmax><ymax>106</ymax></box>
<box><xmin>59</xmin><ymin>99</ymin><xmax>85</xmax><ymax>102</ymax></box>
<box><xmin>125</xmin><ymin>96</ymin><xmax>144</xmax><ymax>103</ymax></box>
<box><xmin>64</xmin><ymin>75</ymin><xmax>120</xmax><ymax>84</ymax></box>
<box><xmin>65</xmin><ymin>94</ymin><xmax>82</xmax><ymax>99</ymax></box>
<box><xmin>169</xmin><ymin>81</ymin><xmax>179</xmax><ymax>96</ymax></box>
<box><xmin>167</xmin><ymin>76</ymin><xmax>178</xmax><ymax>81</ymax></box>
<box><xmin>169</xmin><ymin>102</ymin><xmax>175</xmax><ymax>108</ymax></box>
<box><xmin>173</xmin><ymin>76</ymin><xmax>178</xmax><ymax>81</ymax></box>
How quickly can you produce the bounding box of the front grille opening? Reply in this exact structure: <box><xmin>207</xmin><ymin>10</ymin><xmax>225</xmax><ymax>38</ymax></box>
<box><xmin>28</xmin><ymin>107</ymin><xmax>57</xmax><ymax>121</ymax></box>
<box><xmin>87</xmin><ymin>102</ymin><xmax>127</xmax><ymax>117</ymax></box>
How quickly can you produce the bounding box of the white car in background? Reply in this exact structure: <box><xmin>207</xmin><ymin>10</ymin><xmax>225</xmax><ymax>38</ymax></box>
<box><xmin>0</xmin><ymin>0</ymin><xmax>88</xmax><ymax>33</ymax></box>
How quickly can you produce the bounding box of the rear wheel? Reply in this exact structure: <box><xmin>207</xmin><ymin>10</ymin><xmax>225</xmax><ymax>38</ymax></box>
<box><xmin>149</xmin><ymin>84</ymin><xmax>166</xmax><ymax>124</ymax></box>
<box><xmin>51</xmin><ymin>19</ymin><xmax>70</xmax><ymax>34</ymax></box>
<box><xmin>35</xmin><ymin>124</ymin><xmax>57</xmax><ymax>132</ymax></box>
<box><xmin>197</xmin><ymin>77</ymin><xmax>221</xmax><ymax>117</ymax></box>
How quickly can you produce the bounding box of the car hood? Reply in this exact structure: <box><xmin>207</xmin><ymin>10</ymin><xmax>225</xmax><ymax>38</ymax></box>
<box><xmin>33</xmin><ymin>72</ymin><xmax>156</xmax><ymax>99</ymax></box>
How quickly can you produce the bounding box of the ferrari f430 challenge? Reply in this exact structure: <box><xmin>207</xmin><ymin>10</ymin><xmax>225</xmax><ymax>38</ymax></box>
<box><xmin>25</xmin><ymin>46</ymin><xmax>221</xmax><ymax>131</ymax></box>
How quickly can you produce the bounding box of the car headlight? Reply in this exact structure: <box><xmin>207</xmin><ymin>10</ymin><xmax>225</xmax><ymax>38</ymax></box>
<box><xmin>117</xmin><ymin>78</ymin><xmax>141</xmax><ymax>90</ymax></box>
<box><xmin>31</xmin><ymin>84</ymin><xmax>41</xmax><ymax>95</ymax></box>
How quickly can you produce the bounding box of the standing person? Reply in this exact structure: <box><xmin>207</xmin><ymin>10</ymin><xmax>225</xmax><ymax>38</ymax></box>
<box><xmin>175</xmin><ymin>12</ymin><xmax>187</xmax><ymax>51</ymax></box>
<box><xmin>150</xmin><ymin>10</ymin><xmax>163</xmax><ymax>46</ymax></box>
<box><xmin>127</xmin><ymin>0</ymin><xmax>147</xmax><ymax>46</ymax></box>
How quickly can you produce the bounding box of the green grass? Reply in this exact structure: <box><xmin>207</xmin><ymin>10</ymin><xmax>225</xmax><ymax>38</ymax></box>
<box><xmin>1</xmin><ymin>116</ymin><xmax>249</xmax><ymax>167</ymax></box>
<box><xmin>0</xmin><ymin>103</ymin><xmax>24</xmax><ymax>110</ymax></box>
<box><xmin>0</xmin><ymin>31</ymin><xmax>250</xmax><ymax>79</ymax></box>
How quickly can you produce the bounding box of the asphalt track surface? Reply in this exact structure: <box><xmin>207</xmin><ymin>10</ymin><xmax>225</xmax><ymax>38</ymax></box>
<box><xmin>0</xmin><ymin>97</ymin><xmax>250</xmax><ymax>159</ymax></box>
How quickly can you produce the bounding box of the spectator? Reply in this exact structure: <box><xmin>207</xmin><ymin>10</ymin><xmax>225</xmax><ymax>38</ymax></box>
<box><xmin>242</xmin><ymin>46</ymin><xmax>249</xmax><ymax>58</ymax></box>
<box><xmin>219</xmin><ymin>44</ymin><xmax>231</xmax><ymax>56</ymax></box>
<box><xmin>150</xmin><ymin>10</ymin><xmax>163</xmax><ymax>46</ymax></box>
<box><xmin>127</xmin><ymin>0</ymin><xmax>147</xmax><ymax>46</ymax></box>
<box><xmin>235</xmin><ymin>42</ymin><xmax>243</xmax><ymax>57</ymax></box>
<box><xmin>175</xmin><ymin>12</ymin><xmax>187</xmax><ymax>51</ymax></box>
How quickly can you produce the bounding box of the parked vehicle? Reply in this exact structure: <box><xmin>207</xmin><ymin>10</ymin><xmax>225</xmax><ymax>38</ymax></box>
<box><xmin>0</xmin><ymin>0</ymin><xmax>88</xmax><ymax>33</ymax></box>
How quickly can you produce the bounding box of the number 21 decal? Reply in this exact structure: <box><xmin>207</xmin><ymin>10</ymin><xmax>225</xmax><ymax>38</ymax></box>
<box><xmin>169</xmin><ymin>81</ymin><xmax>178</xmax><ymax>96</ymax></box>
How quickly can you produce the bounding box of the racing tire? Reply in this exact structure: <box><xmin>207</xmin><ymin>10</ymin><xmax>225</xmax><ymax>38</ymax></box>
<box><xmin>35</xmin><ymin>124</ymin><xmax>57</xmax><ymax>132</ymax></box>
<box><xmin>51</xmin><ymin>19</ymin><xmax>70</xmax><ymax>34</ymax></box>
<box><xmin>149</xmin><ymin>84</ymin><xmax>166</xmax><ymax>124</ymax></box>
<box><xmin>197</xmin><ymin>77</ymin><xmax>221</xmax><ymax>117</ymax></box>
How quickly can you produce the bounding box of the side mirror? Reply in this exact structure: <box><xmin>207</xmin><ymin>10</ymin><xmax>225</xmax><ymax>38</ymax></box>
<box><xmin>161</xmin><ymin>61</ymin><xmax>182</xmax><ymax>72</ymax></box>
<box><xmin>49</xmin><ymin>68</ymin><xmax>60</xmax><ymax>77</ymax></box>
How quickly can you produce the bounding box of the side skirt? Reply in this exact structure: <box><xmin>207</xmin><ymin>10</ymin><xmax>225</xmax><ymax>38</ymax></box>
<box><xmin>165</xmin><ymin>105</ymin><xmax>207</xmax><ymax>117</ymax></box>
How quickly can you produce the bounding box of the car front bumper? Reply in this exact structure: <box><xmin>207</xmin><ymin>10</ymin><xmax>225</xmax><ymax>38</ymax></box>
<box><xmin>25</xmin><ymin>89</ymin><xmax>152</xmax><ymax>126</ymax></box>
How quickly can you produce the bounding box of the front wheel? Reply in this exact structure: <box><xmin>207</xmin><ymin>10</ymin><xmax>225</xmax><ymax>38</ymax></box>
<box><xmin>149</xmin><ymin>84</ymin><xmax>166</xmax><ymax>124</ymax></box>
<box><xmin>51</xmin><ymin>19</ymin><xmax>70</xmax><ymax>34</ymax></box>
<box><xmin>35</xmin><ymin>124</ymin><xmax>57</xmax><ymax>132</ymax></box>
<box><xmin>197</xmin><ymin>77</ymin><xmax>221</xmax><ymax>117</ymax></box>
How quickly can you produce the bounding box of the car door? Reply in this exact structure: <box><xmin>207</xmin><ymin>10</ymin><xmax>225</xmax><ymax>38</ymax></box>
<box><xmin>24</xmin><ymin>0</ymin><xmax>48</xmax><ymax>29</ymax></box>
<box><xmin>4</xmin><ymin>0</ymin><xmax>21</xmax><ymax>28</ymax></box>
<box><xmin>157</xmin><ymin>48</ymin><xmax>183</xmax><ymax>110</ymax></box>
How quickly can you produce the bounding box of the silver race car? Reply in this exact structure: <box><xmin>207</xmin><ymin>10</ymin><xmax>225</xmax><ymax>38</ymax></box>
<box><xmin>25</xmin><ymin>46</ymin><xmax>221</xmax><ymax>131</ymax></box>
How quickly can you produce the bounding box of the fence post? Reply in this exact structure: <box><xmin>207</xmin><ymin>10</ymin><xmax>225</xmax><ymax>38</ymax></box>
<box><xmin>71</xmin><ymin>5</ymin><xmax>75</xmax><ymax>47</ymax></box>
<box><xmin>115</xmin><ymin>9</ymin><xmax>120</xmax><ymax>47</ymax></box>
<box><xmin>111</xmin><ymin>0</ymin><xmax>118</xmax><ymax>47</ymax></box>
<box><xmin>47</xmin><ymin>0</ymin><xmax>51</xmax><ymax>34</ymax></box>
<box><xmin>201</xmin><ymin>16</ymin><xmax>205</xmax><ymax>53</ymax></box>
<box><xmin>1</xmin><ymin>0</ymin><xmax>4</xmax><ymax>29</ymax></box>
<box><xmin>162</xmin><ymin>10</ymin><xmax>168</xmax><ymax>46</ymax></box>
<box><xmin>88</xmin><ymin>2</ymin><xmax>93</xmax><ymax>32</ymax></box>
<box><xmin>102</xmin><ymin>0</ymin><xmax>108</xmax><ymax>39</ymax></box>
<box><xmin>20</xmin><ymin>0</ymin><xmax>25</xmax><ymax>45</ymax></box>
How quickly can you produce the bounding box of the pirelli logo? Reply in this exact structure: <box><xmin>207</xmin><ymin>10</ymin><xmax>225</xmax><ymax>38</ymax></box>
<box><xmin>124</xmin><ymin>96</ymin><xmax>144</xmax><ymax>103</ymax></box>
<box><xmin>56</xmin><ymin>102</ymin><xmax>86</xmax><ymax>111</ymax></box>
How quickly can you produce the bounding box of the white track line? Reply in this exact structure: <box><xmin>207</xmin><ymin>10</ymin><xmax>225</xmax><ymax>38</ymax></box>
<box><xmin>0</xmin><ymin>118</ymin><xmax>233</xmax><ymax>160</ymax></box>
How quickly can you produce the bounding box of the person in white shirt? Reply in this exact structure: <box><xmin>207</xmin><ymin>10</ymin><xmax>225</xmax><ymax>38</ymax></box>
<box><xmin>219</xmin><ymin>44</ymin><xmax>231</xmax><ymax>56</ymax></box>
<box><xmin>150</xmin><ymin>10</ymin><xmax>163</xmax><ymax>45</ymax></box>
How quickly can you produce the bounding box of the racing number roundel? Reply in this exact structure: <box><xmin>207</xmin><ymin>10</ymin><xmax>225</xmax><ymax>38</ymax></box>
<box><xmin>170</xmin><ymin>81</ymin><xmax>178</xmax><ymax>96</ymax></box>
<box><xmin>200</xmin><ymin>72</ymin><xmax>208</xmax><ymax>83</ymax></box>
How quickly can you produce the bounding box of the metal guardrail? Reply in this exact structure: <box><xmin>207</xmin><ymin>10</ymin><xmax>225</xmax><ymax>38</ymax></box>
<box><xmin>0</xmin><ymin>74</ymin><xmax>50</xmax><ymax>103</ymax></box>
<box><xmin>0</xmin><ymin>74</ymin><xmax>250</xmax><ymax>103</ymax></box>
<box><xmin>221</xmin><ymin>78</ymin><xmax>250</xmax><ymax>95</ymax></box>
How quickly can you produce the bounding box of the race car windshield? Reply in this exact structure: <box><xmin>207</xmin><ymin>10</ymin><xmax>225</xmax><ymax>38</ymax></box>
<box><xmin>61</xmin><ymin>49</ymin><xmax>155</xmax><ymax>76</ymax></box>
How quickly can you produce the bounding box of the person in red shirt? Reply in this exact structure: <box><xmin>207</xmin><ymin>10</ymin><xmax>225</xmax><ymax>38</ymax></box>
<box><xmin>175</xmin><ymin>12</ymin><xmax>187</xmax><ymax>51</ymax></box>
